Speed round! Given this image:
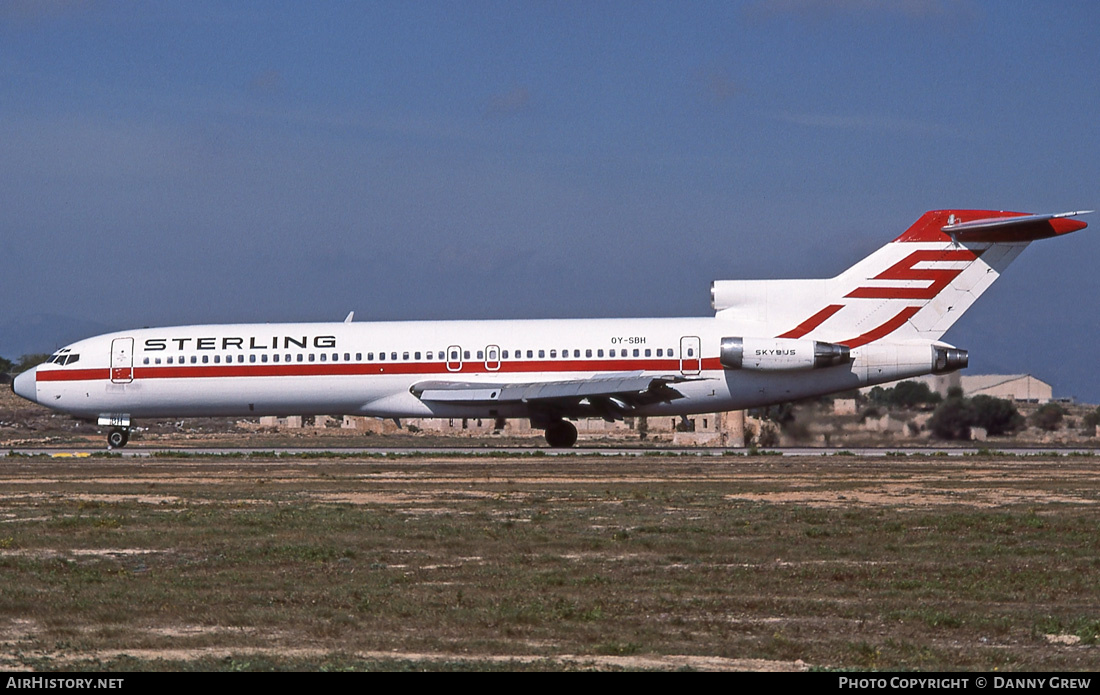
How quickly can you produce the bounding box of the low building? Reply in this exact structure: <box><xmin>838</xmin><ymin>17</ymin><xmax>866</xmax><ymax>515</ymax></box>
<box><xmin>864</xmin><ymin>372</ymin><xmax>1052</xmax><ymax>403</ymax></box>
<box><xmin>960</xmin><ymin>374</ymin><xmax>1052</xmax><ymax>403</ymax></box>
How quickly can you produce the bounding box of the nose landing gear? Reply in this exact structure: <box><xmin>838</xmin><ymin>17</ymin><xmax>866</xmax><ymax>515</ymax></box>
<box><xmin>97</xmin><ymin>415</ymin><xmax>132</xmax><ymax>449</ymax></box>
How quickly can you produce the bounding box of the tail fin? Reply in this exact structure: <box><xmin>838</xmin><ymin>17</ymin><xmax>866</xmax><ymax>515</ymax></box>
<box><xmin>712</xmin><ymin>210</ymin><xmax>1089</xmax><ymax>346</ymax></box>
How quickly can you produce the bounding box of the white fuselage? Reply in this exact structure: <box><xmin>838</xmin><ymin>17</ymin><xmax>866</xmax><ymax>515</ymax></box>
<box><xmin>19</xmin><ymin>316</ymin><xmax>939</xmax><ymax>423</ymax></box>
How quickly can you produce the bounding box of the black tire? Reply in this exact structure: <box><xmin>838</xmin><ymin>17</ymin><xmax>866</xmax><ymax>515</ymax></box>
<box><xmin>107</xmin><ymin>428</ymin><xmax>129</xmax><ymax>449</ymax></box>
<box><xmin>544</xmin><ymin>420</ymin><xmax>578</xmax><ymax>448</ymax></box>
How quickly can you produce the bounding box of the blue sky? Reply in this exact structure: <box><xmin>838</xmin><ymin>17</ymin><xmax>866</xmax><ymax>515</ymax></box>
<box><xmin>2</xmin><ymin>1</ymin><xmax>1098</xmax><ymax>400</ymax></box>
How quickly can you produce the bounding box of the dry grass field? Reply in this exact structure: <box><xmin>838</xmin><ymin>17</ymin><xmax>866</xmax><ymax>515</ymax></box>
<box><xmin>1</xmin><ymin>451</ymin><xmax>1099</xmax><ymax>671</ymax></box>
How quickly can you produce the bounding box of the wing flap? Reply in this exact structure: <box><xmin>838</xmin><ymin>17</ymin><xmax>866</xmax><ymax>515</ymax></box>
<box><xmin>412</xmin><ymin>372</ymin><xmax>696</xmax><ymax>407</ymax></box>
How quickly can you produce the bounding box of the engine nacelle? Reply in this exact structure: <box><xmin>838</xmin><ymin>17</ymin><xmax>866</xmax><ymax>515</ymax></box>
<box><xmin>720</xmin><ymin>337</ymin><xmax>851</xmax><ymax>371</ymax></box>
<box><xmin>854</xmin><ymin>342</ymin><xmax>970</xmax><ymax>385</ymax></box>
<box><xmin>933</xmin><ymin>346</ymin><xmax>968</xmax><ymax>374</ymax></box>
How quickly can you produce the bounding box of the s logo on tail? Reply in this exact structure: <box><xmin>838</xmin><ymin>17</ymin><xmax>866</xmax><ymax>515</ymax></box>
<box><xmin>714</xmin><ymin>209</ymin><xmax>1090</xmax><ymax>347</ymax></box>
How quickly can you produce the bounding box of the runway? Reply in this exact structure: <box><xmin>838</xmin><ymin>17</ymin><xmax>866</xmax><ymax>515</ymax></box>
<box><xmin>3</xmin><ymin>445</ymin><xmax>1099</xmax><ymax>458</ymax></box>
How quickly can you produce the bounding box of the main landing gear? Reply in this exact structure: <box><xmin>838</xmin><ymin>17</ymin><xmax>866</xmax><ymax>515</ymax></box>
<box><xmin>107</xmin><ymin>427</ymin><xmax>129</xmax><ymax>449</ymax></box>
<box><xmin>544</xmin><ymin>420</ymin><xmax>578</xmax><ymax>448</ymax></box>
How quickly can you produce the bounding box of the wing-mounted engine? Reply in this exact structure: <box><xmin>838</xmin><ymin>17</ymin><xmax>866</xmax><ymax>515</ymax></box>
<box><xmin>720</xmin><ymin>337</ymin><xmax>851</xmax><ymax>371</ymax></box>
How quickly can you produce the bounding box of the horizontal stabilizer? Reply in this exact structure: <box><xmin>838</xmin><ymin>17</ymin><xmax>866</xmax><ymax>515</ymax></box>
<box><xmin>942</xmin><ymin>210</ymin><xmax>1090</xmax><ymax>242</ymax></box>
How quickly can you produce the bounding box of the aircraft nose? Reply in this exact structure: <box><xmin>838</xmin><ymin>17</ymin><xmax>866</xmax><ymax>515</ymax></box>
<box><xmin>12</xmin><ymin>367</ymin><xmax>38</xmax><ymax>403</ymax></box>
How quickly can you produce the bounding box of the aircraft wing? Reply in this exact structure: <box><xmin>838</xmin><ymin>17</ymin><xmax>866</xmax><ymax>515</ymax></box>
<box><xmin>411</xmin><ymin>371</ymin><xmax>699</xmax><ymax>413</ymax></box>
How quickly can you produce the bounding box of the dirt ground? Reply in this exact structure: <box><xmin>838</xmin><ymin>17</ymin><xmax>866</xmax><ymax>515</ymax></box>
<box><xmin>4</xmin><ymin>382</ymin><xmax>1100</xmax><ymax>670</ymax></box>
<box><xmin>2</xmin><ymin>452</ymin><xmax>1099</xmax><ymax>671</ymax></box>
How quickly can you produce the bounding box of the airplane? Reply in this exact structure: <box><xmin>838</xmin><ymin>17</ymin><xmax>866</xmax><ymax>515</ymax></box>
<box><xmin>11</xmin><ymin>208</ymin><xmax>1090</xmax><ymax>449</ymax></box>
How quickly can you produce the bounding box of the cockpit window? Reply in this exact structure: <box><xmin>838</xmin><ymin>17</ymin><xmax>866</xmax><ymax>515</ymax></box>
<box><xmin>46</xmin><ymin>349</ymin><xmax>79</xmax><ymax>366</ymax></box>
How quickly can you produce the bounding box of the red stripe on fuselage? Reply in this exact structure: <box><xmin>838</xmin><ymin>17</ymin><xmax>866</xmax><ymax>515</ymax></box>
<box><xmin>35</xmin><ymin>358</ymin><xmax>725</xmax><ymax>383</ymax></box>
<box><xmin>36</xmin><ymin>368</ymin><xmax>108</xmax><ymax>382</ymax></box>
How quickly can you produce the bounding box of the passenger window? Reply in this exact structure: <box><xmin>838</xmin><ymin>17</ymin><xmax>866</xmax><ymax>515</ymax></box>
<box><xmin>645</xmin><ymin>349</ymin><xmax>651</xmax><ymax>357</ymax></box>
<box><xmin>574</xmin><ymin>349</ymin><xmax>580</xmax><ymax>358</ymax></box>
<box><xmin>345</xmin><ymin>353</ymin><xmax>351</xmax><ymax>361</ymax></box>
<box><xmin>297</xmin><ymin>354</ymin><xmax>304</xmax><ymax>363</ymax></box>
<box><xmin>633</xmin><ymin>349</ymin><xmax>640</xmax><ymax>357</ymax></box>
<box><xmin>214</xmin><ymin>356</ymin><xmax>221</xmax><ymax>364</ymax></box>
<box><xmin>598</xmin><ymin>349</ymin><xmax>604</xmax><ymax>357</ymax></box>
<box><xmin>610</xmin><ymin>349</ymin><xmax>616</xmax><ymax>358</ymax></box>
<box><xmin>502</xmin><ymin>350</ymin><xmax>509</xmax><ymax>359</ymax></box>
<box><xmin>250</xmin><ymin>354</ymin><xmax>257</xmax><ymax>363</ymax></box>
<box><xmin>261</xmin><ymin>354</ymin><xmax>268</xmax><ymax>363</ymax></box>
<box><xmin>586</xmin><ymin>349</ymin><xmax>592</xmax><ymax>358</ymax></box>
<box><xmin>379</xmin><ymin>352</ymin><xmax>385</xmax><ymax>361</ymax></box>
<box><xmin>356</xmin><ymin>353</ymin><xmax>362</xmax><ymax>361</ymax></box>
<box><xmin>538</xmin><ymin>350</ymin><xmax>545</xmax><ymax>358</ymax></box>
<box><xmin>463</xmin><ymin>351</ymin><xmax>470</xmax><ymax>360</ymax></box>
<box><xmin>403</xmin><ymin>352</ymin><xmax>409</xmax><ymax>360</ymax></box>
<box><xmin>391</xmin><ymin>352</ymin><xmax>398</xmax><ymax>361</ymax></box>
<box><xmin>550</xmin><ymin>350</ymin><xmax>557</xmax><ymax>358</ymax></box>
<box><xmin>202</xmin><ymin>356</ymin><xmax>209</xmax><ymax>364</ymax></box>
<box><xmin>320</xmin><ymin>354</ymin><xmax>327</xmax><ymax>362</ymax></box>
<box><xmin>526</xmin><ymin>350</ymin><xmax>533</xmax><ymax>358</ymax></box>
<box><xmin>477</xmin><ymin>351</ymin><xmax>484</xmax><ymax>360</ymax></box>
<box><xmin>414</xmin><ymin>352</ymin><xmax>421</xmax><ymax>360</ymax></box>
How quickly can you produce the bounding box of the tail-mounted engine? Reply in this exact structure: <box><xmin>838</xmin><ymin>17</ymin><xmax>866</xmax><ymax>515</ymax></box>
<box><xmin>720</xmin><ymin>337</ymin><xmax>851</xmax><ymax>371</ymax></box>
<box><xmin>933</xmin><ymin>346</ymin><xmax>968</xmax><ymax>374</ymax></box>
